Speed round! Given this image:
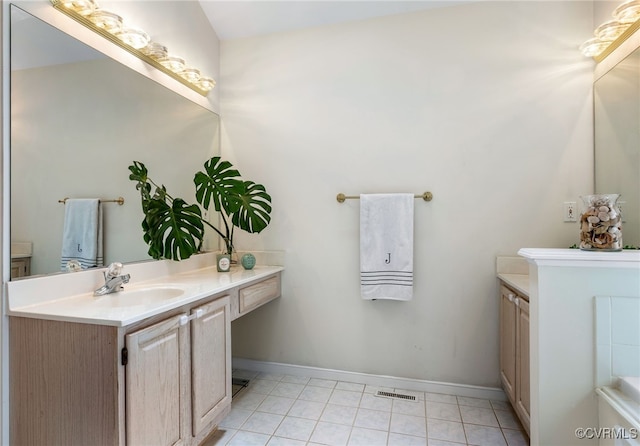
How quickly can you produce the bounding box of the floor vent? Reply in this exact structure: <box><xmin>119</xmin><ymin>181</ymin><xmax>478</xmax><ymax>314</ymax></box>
<box><xmin>375</xmin><ymin>390</ymin><xmax>417</xmax><ymax>401</ymax></box>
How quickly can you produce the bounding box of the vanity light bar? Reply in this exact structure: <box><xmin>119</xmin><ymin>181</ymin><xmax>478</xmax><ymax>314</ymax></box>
<box><xmin>580</xmin><ymin>0</ymin><xmax>640</xmax><ymax>61</ymax></box>
<box><xmin>50</xmin><ymin>0</ymin><xmax>216</xmax><ymax>96</ymax></box>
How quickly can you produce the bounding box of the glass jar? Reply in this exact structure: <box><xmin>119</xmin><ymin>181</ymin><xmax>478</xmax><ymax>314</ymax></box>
<box><xmin>579</xmin><ymin>194</ymin><xmax>623</xmax><ymax>251</ymax></box>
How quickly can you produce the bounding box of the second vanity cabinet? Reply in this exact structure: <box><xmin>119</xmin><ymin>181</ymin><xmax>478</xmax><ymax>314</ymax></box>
<box><xmin>9</xmin><ymin>270</ymin><xmax>281</xmax><ymax>446</ymax></box>
<box><xmin>499</xmin><ymin>282</ymin><xmax>530</xmax><ymax>436</ymax></box>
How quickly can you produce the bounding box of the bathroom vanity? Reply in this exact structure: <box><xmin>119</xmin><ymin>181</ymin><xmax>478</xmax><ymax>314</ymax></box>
<box><xmin>7</xmin><ymin>254</ymin><xmax>283</xmax><ymax>445</ymax></box>
<box><xmin>10</xmin><ymin>242</ymin><xmax>32</xmax><ymax>279</ymax></box>
<box><xmin>499</xmin><ymin>249</ymin><xmax>640</xmax><ymax>446</ymax></box>
<box><xmin>497</xmin><ymin>257</ymin><xmax>530</xmax><ymax>436</ymax></box>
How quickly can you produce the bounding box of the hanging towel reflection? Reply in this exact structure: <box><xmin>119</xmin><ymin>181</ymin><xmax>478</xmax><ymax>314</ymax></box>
<box><xmin>60</xmin><ymin>198</ymin><xmax>103</xmax><ymax>271</ymax></box>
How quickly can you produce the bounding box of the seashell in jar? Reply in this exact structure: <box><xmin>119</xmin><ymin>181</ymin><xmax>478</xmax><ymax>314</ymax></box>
<box><xmin>598</xmin><ymin>206</ymin><xmax>610</xmax><ymax>212</ymax></box>
<box><xmin>587</xmin><ymin>216</ymin><xmax>601</xmax><ymax>224</ymax></box>
<box><xmin>595</xmin><ymin>225</ymin><xmax>609</xmax><ymax>234</ymax></box>
<box><xmin>598</xmin><ymin>212</ymin><xmax>610</xmax><ymax>221</ymax></box>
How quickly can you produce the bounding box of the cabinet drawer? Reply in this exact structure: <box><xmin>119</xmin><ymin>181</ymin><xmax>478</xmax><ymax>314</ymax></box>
<box><xmin>238</xmin><ymin>275</ymin><xmax>280</xmax><ymax>316</ymax></box>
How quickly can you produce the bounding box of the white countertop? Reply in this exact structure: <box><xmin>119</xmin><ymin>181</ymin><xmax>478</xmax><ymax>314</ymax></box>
<box><xmin>7</xmin><ymin>254</ymin><xmax>283</xmax><ymax>327</ymax></box>
<box><xmin>496</xmin><ymin>255</ymin><xmax>529</xmax><ymax>296</ymax></box>
<box><xmin>497</xmin><ymin>273</ymin><xmax>529</xmax><ymax>296</ymax></box>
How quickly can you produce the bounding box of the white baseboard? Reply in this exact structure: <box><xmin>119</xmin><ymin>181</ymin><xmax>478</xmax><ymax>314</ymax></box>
<box><xmin>232</xmin><ymin>357</ymin><xmax>507</xmax><ymax>402</ymax></box>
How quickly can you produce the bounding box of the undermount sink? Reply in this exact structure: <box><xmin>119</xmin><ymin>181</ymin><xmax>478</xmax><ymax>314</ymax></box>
<box><xmin>94</xmin><ymin>286</ymin><xmax>185</xmax><ymax>308</ymax></box>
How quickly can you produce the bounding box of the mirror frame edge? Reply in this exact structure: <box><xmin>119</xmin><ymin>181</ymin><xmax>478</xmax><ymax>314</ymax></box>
<box><xmin>2</xmin><ymin>0</ymin><xmax>11</xmax><ymax>444</ymax></box>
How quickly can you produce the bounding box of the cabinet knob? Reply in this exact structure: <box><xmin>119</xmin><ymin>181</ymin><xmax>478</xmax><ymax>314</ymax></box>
<box><xmin>515</xmin><ymin>297</ymin><xmax>520</xmax><ymax>307</ymax></box>
<box><xmin>508</xmin><ymin>293</ymin><xmax>515</xmax><ymax>302</ymax></box>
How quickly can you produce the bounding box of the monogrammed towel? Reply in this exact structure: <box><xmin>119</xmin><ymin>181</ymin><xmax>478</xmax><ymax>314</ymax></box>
<box><xmin>360</xmin><ymin>194</ymin><xmax>414</xmax><ymax>301</ymax></box>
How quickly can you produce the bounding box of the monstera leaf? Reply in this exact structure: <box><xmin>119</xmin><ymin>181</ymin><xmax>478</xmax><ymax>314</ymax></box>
<box><xmin>142</xmin><ymin>197</ymin><xmax>204</xmax><ymax>260</ymax></box>
<box><xmin>194</xmin><ymin>157</ymin><xmax>243</xmax><ymax>214</ymax></box>
<box><xmin>230</xmin><ymin>181</ymin><xmax>272</xmax><ymax>233</ymax></box>
<box><xmin>128</xmin><ymin>161</ymin><xmax>152</xmax><ymax>202</ymax></box>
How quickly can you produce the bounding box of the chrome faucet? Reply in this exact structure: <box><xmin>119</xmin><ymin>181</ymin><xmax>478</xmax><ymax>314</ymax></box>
<box><xmin>94</xmin><ymin>262</ymin><xmax>131</xmax><ymax>296</ymax></box>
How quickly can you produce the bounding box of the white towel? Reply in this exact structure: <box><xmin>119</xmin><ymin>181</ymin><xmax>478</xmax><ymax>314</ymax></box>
<box><xmin>60</xmin><ymin>199</ymin><xmax>103</xmax><ymax>271</ymax></box>
<box><xmin>360</xmin><ymin>193</ymin><xmax>414</xmax><ymax>301</ymax></box>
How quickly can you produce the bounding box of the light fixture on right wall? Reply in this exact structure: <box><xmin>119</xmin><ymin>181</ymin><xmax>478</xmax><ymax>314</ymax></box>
<box><xmin>580</xmin><ymin>0</ymin><xmax>640</xmax><ymax>61</ymax></box>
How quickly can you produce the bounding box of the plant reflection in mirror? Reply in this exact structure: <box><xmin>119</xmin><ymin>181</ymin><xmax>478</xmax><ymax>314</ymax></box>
<box><xmin>129</xmin><ymin>157</ymin><xmax>272</xmax><ymax>261</ymax></box>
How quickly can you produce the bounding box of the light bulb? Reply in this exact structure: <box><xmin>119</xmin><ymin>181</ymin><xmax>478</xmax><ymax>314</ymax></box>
<box><xmin>158</xmin><ymin>56</ymin><xmax>186</xmax><ymax>73</ymax></box>
<box><xmin>595</xmin><ymin>20</ymin><xmax>630</xmax><ymax>42</ymax></box>
<box><xmin>88</xmin><ymin>9</ymin><xmax>123</xmax><ymax>33</ymax></box>
<box><xmin>613</xmin><ymin>0</ymin><xmax>640</xmax><ymax>24</ymax></box>
<box><xmin>579</xmin><ymin>38</ymin><xmax>610</xmax><ymax>57</ymax></box>
<box><xmin>141</xmin><ymin>42</ymin><xmax>168</xmax><ymax>60</ymax></box>
<box><xmin>62</xmin><ymin>0</ymin><xmax>97</xmax><ymax>16</ymax></box>
<box><xmin>197</xmin><ymin>77</ymin><xmax>216</xmax><ymax>92</ymax></box>
<box><xmin>115</xmin><ymin>27</ymin><xmax>150</xmax><ymax>49</ymax></box>
<box><xmin>180</xmin><ymin>68</ymin><xmax>201</xmax><ymax>83</ymax></box>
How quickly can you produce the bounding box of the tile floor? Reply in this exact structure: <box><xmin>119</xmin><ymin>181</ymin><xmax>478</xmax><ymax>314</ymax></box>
<box><xmin>206</xmin><ymin>370</ymin><xmax>529</xmax><ymax>446</ymax></box>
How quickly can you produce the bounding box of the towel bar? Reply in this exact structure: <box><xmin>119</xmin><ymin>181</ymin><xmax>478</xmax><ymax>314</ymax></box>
<box><xmin>336</xmin><ymin>192</ymin><xmax>432</xmax><ymax>203</ymax></box>
<box><xmin>58</xmin><ymin>197</ymin><xmax>125</xmax><ymax>205</ymax></box>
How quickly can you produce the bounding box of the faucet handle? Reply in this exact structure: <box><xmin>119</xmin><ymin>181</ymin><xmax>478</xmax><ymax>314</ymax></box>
<box><xmin>105</xmin><ymin>262</ymin><xmax>123</xmax><ymax>278</ymax></box>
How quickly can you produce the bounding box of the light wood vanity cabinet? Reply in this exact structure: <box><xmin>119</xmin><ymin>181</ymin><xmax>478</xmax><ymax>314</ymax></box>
<box><xmin>10</xmin><ymin>272</ymin><xmax>281</xmax><ymax>445</ymax></box>
<box><xmin>515</xmin><ymin>296</ymin><xmax>530</xmax><ymax>433</ymax></box>
<box><xmin>125</xmin><ymin>296</ymin><xmax>231</xmax><ymax>446</ymax></box>
<box><xmin>499</xmin><ymin>283</ymin><xmax>530</xmax><ymax>436</ymax></box>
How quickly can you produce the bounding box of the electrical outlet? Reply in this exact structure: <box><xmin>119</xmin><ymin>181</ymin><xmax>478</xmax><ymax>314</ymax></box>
<box><xmin>564</xmin><ymin>202</ymin><xmax>577</xmax><ymax>222</ymax></box>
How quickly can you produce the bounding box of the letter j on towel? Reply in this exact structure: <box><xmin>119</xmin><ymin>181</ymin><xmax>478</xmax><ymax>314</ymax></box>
<box><xmin>360</xmin><ymin>193</ymin><xmax>414</xmax><ymax>301</ymax></box>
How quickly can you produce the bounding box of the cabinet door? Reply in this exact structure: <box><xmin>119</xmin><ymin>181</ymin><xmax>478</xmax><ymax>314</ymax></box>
<box><xmin>515</xmin><ymin>297</ymin><xmax>530</xmax><ymax>435</ymax></box>
<box><xmin>500</xmin><ymin>285</ymin><xmax>517</xmax><ymax>404</ymax></box>
<box><xmin>126</xmin><ymin>314</ymin><xmax>188</xmax><ymax>446</ymax></box>
<box><xmin>11</xmin><ymin>257</ymin><xmax>30</xmax><ymax>278</ymax></box>
<box><xmin>191</xmin><ymin>295</ymin><xmax>231</xmax><ymax>436</ymax></box>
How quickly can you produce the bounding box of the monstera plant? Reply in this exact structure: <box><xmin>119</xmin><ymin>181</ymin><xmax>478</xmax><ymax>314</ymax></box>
<box><xmin>129</xmin><ymin>157</ymin><xmax>272</xmax><ymax>261</ymax></box>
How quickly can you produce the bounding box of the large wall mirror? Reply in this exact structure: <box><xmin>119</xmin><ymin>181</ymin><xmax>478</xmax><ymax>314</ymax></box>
<box><xmin>10</xmin><ymin>4</ymin><xmax>220</xmax><ymax>279</ymax></box>
<box><xmin>594</xmin><ymin>43</ymin><xmax>640</xmax><ymax>248</ymax></box>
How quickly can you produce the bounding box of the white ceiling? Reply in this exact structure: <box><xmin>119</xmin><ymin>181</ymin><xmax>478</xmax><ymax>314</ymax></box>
<box><xmin>198</xmin><ymin>1</ymin><xmax>469</xmax><ymax>40</ymax></box>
